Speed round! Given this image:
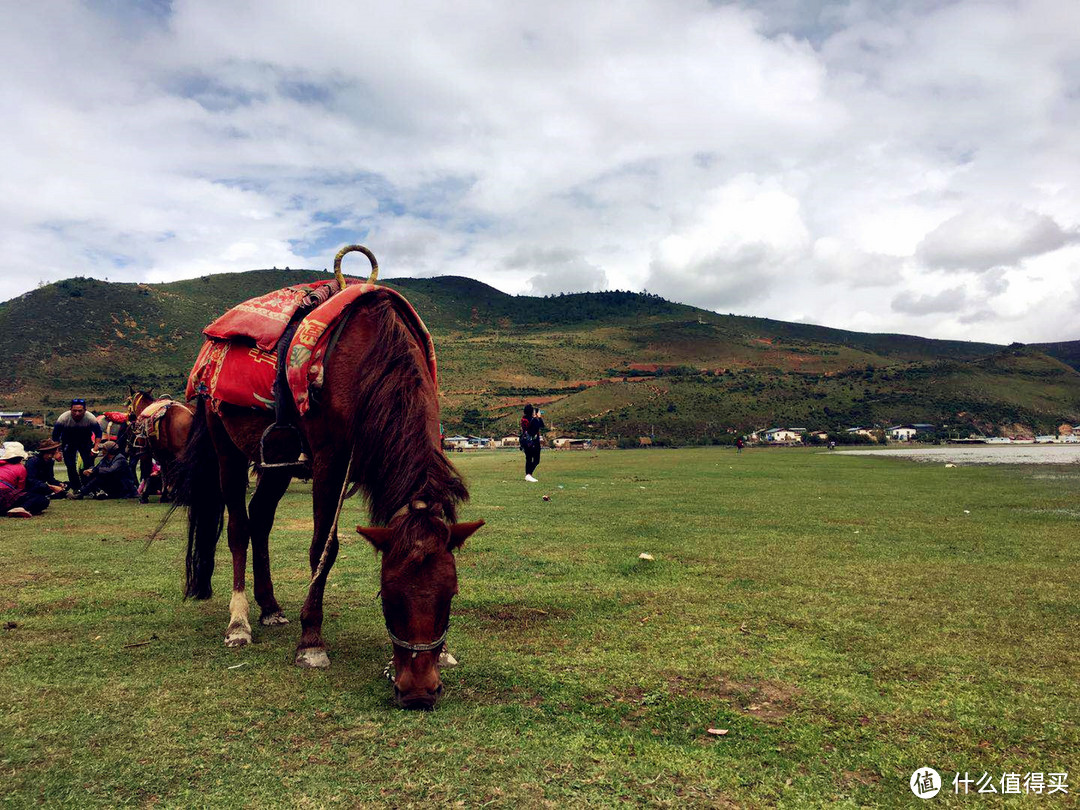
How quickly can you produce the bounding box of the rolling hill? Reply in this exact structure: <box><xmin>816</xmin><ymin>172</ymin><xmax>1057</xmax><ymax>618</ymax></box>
<box><xmin>1</xmin><ymin>269</ymin><xmax>1078</xmax><ymax>441</ymax></box>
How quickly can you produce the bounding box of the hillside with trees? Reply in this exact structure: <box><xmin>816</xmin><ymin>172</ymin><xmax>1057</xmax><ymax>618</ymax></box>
<box><xmin>1</xmin><ymin>270</ymin><xmax>1077</xmax><ymax>441</ymax></box>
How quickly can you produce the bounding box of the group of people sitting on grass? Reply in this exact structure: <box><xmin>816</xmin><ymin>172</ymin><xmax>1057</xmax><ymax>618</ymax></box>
<box><xmin>1</xmin><ymin>398</ymin><xmax>140</xmax><ymax>518</ymax></box>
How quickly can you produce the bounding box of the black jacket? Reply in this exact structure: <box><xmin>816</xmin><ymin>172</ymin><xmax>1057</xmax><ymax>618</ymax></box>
<box><xmin>25</xmin><ymin>454</ymin><xmax>62</xmax><ymax>495</ymax></box>
<box><xmin>86</xmin><ymin>452</ymin><xmax>138</xmax><ymax>497</ymax></box>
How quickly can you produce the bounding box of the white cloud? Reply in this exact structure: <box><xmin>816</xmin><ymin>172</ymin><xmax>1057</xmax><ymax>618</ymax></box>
<box><xmin>892</xmin><ymin>285</ymin><xmax>968</xmax><ymax>315</ymax></box>
<box><xmin>505</xmin><ymin>247</ymin><xmax>608</xmax><ymax>296</ymax></box>
<box><xmin>916</xmin><ymin>208</ymin><xmax>1076</xmax><ymax>271</ymax></box>
<box><xmin>811</xmin><ymin>237</ymin><xmax>905</xmax><ymax>287</ymax></box>
<box><xmin>0</xmin><ymin>0</ymin><xmax>1078</xmax><ymax>344</ymax></box>
<box><xmin>646</xmin><ymin>175</ymin><xmax>810</xmax><ymax>307</ymax></box>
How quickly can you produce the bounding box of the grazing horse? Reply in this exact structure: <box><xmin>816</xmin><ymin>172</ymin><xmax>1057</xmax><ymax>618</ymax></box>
<box><xmin>172</xmin><ymin>260</ymin><xmax>483</xmax><ymax>710</ymax></box>
<box><xmin>126</xmin><ymin>388</ymin><xmax>193</xmax><ymax>503</ymax></box>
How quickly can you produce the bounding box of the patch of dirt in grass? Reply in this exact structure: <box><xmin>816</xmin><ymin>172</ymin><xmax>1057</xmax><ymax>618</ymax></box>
<box><xmin>281</xmin><ymin>519</ymin><xmax>314</xmax><ymax>531</ymax></box>
<box><xmin>453</xmin><ymin>604</ymin><xmax>571</xmax><ymax>629</ymax></box>
<box><xmin>668</xmin><ymin>674</ymin><xmax>802</xmax><ymax>724</ymax></box>
<box><xmin>452</xmin><ymin>681</ymin><xmax>545</xmax><ymax>708</ymax></box>
<box><xmin>0</xmin><ymin>571</ymin><xmax>79</xmax><ymax>589</ymax></box>
<box><xmin>841</xmin><ymin>770</ymin><xmax>881</xmax><ymax>787</ymax></box>
<box><xmin>34</xmin><ymin>596</ymin><xmax>80</xmax><ymax>613</ymax></box>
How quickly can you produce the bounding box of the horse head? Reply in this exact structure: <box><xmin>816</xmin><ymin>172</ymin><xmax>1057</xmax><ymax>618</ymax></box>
<box><xmin>358</xmin><ymin>505</ymin><xmax>483</xmax><ymax>709</ymax></box>
<box><xmin>126</xmin><ymin>388</ymin><xmax>154</xmax><ymax>420</ymax></box>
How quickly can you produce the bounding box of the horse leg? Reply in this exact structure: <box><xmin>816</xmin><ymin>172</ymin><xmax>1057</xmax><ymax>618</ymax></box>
<box><xmin>139</xmin><ymin>446</ymin><xmax>153</xmax><ymax>503</ymax></box>
<box><xmin>295</xmin><ymin>454</ymin><xmax>347</xmax><ymax>668</ymax></box>
<box><xmin>248</xmin><ymin>468</ymin><xmax>291</xmax><ymax>626</ymax></box>
<box><xmin>160</xmin><ymin>457</ymin><xmax>173</xmax><ymax>504</ymax></box>
<box><xmin>214</xmin><ymin>430</ymin><xmax>255</xmax><ymax>648</ymax></box>
<box><xmin>160</xmin><ymin>455</ymin><xmax>175</xmax><ymax>503</ymax></box>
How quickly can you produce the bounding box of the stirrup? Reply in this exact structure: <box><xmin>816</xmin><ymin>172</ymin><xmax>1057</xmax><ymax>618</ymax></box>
<box><xmin>259</xmin><ymin>423</ymin><xmax>309</xmax><ymax>469</ymax></box>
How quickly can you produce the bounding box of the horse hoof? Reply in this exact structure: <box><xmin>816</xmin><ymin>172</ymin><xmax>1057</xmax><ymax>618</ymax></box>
<box><xmin>295</xmin><ymin>648</ymin><xmax>330</xmax><ymax>669</ymax></box>
<box><xmin>139</xmin><ymin>498</ymin><xmax>149</xmax><ymax>505</ymax></box>
<box><xmin>224</xmin><ymin>627</ymin><xmax>252</xmax><ymax>647</ymax></box>
<box><xmin>259</xmin><ymin>612</ymin><xmax>289</xmax><ymax>626</ymax></box>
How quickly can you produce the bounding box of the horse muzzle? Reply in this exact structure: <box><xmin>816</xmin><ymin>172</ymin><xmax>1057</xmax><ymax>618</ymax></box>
<box><xmin>393</xmin><ymin>682</ymin><xmax>443</xmax><ymax>710</ymax></box>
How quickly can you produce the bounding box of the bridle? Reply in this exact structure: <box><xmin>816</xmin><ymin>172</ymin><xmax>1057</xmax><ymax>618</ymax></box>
<box><xmin>383</xmin><ymin>499</ymin><xmax>451</xmax><ymax>658</ymax></box>
<box><xmin>387</xmin><ymin>624</ymin><xmax>449</xmax><ymax>658</ymax></box>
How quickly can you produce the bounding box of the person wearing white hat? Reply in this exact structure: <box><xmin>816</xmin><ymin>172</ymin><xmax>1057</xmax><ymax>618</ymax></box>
<box><xmin>1</xmin><ymin>442</ymin><xmax>49</xmax><ymax>517</ymax></box>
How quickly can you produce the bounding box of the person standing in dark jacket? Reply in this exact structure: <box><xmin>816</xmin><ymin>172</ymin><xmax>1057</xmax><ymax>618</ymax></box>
<box><xmin>25</xmin><ymin>439</ymin><xmax>67</xmax><ymax>498</ymax></box>
<box><xmin>520</xmin><ymin>404</ymin><xmax>546</xmax><ymax>482</ymax></box>
<box><xmin>52</xmin><ymin>398</ymin><xmax>102</xmax><ymax>488</ymax></box>
<box><xmin>70</xmin><ymin>441</ymin><xmax>137</xmax><ymax>500</ymax></box>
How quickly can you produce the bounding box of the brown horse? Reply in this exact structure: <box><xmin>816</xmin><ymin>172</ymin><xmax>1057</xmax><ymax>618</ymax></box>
<box><xmin>172</xmin><ymin>284</ymin><xmax>483</xmax><ymax>709</ymax></box>
<box><xmin>126</xmin><ymin>388</ymin><xmax>193</xmax><ymax>504</ymax></box>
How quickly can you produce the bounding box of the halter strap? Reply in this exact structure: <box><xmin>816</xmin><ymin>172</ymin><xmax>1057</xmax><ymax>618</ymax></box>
<box><xmin>386</xmin><ymin>623</ymin><xmax>449</xmax><ymax>656</ymax></box>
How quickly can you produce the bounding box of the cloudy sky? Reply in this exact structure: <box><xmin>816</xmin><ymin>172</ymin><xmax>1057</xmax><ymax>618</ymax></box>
<box><xmin>2</xmin><ymin>0</ymin><xmax>1078</xmax><ymax>343</ymax></box>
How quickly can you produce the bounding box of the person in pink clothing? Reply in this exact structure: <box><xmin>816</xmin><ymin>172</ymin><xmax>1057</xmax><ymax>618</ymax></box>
<box><xmin>1</xmin><ymin>442</ymin><xmax>47</xmax><ymax>517</ymax></box>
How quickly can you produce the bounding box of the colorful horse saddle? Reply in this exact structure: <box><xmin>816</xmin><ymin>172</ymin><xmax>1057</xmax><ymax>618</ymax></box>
<box><xmin>187</xmin><ymin>282</ymin><xmax>437</xmax><ymax>415</ymax></box>
<box><xmin>135</xmin><ymin>399</ymin><xmax>191</xmax><ymax>447</ymax></box>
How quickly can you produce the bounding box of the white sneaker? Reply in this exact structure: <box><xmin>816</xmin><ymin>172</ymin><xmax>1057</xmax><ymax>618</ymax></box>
<box><xmin>525</xmin><ymin>474</ymin><xmax>538</xmax><ymax>482</ymax></box>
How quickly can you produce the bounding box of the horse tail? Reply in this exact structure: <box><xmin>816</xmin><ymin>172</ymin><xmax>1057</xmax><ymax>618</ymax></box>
<box><xmin>170</xmin><ymin>395</ymin><xmax>223</xmax><ymax>599</ymax></box>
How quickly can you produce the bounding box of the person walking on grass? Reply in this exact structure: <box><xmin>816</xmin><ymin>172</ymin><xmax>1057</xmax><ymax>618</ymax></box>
<box><xmin>52</xmin><ymin>398</ymin><xmax>102</xmax><ymax>488</ymax></box>
<box><xmin>0</xmin><ymin>442</ymin><xmax>50</xmax><ymax>517</ymax></box>
<box><xmin>520</xmin><ymin>404</ymin><xmax>545</xmax><ymax>482</ymax></box>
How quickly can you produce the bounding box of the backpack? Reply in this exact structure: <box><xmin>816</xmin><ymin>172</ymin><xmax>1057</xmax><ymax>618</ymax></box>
<box><xmin>520</xmin><ymin>416</ymin><xmax>538</xmax><ymax>451</ymax></box>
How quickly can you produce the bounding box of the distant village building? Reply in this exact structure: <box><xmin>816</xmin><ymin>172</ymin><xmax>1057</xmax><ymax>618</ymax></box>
<box><xmin>0</xmin><ymin>412</ymin><xmax>24</xmax><ymax>426</ymax></box>
<box><xmin>500</xmin><ymin>436</ymin><xmax>520</xmax><ymax>448</ymax></box>
<box><xmin>552</xmin><ymin>437</ymin><xmax>593</xmax><ymax>449</ymax></box>
<box><xmin>846</xmin><ymin>427</ymin><xmax>879</xmax><ymax>442</ymax></box>
<box><xmin>444</xmin><ymin>435</ymin><xmax>493</xmax><ymax>450</ymax></box>
<box><xmin>886</xmin><ymin>425</ymin><xmax>918</xmax><ymax>441</ymax></box>
<box><xmin>760</xmin><ymin>427</ymin><xmax>806</xmax><ymax>444</ymax></box>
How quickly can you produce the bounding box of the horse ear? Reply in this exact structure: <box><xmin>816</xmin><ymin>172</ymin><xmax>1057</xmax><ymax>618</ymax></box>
<box><xmin>357</xmin><ymin>526</ymin><xmax>394</xmax><ymax>551</ymax></box>
<box><xmin>448</xmin><ymin>520</ymin><xmax>484</xmax><ymax>551</ymax></box>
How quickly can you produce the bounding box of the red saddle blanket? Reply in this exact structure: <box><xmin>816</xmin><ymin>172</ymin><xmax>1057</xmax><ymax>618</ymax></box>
<box><xmin>202</xmin><ymin>280</ymin><xmax>338</xmax><ymax>351</ymax></box>
<box><xmin>186</xmin><ymin>283</ymin><xmax>437</xmax><ymax>415</ymax></box>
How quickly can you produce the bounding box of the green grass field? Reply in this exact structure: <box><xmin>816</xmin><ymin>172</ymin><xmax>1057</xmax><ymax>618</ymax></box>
<box><xmin>2</xmin><ymin>448</ymin><xmax>1077</xmax><ymax>807</ymax></box>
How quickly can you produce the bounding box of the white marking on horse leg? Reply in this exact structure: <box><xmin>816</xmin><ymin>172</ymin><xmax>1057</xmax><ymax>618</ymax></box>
<box><xmin>295</xmin><ymin>648</ymin><xmax>331</xmax><ymax>669</ymax></box>
<box><xmin>259</xmin><ymin>611</ymin><xmax>289</xmax><ymax>626</ymax></box>
<box><xmin>224</xmin><ymin>590</ymin><xmax>253</xmax><ymax>648</ymax></box>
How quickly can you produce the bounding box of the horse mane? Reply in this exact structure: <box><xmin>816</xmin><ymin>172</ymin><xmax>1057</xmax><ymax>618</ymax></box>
<box><xmin>344</xmin><ymin>294</ymin><xmax>469</xmax><ymax>542</ymax></box>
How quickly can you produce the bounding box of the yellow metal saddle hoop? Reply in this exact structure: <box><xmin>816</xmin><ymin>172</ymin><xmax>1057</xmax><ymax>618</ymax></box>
<box><xmin>333</xmin><ymin>245</ymin><xmax>379</xmax><ymax>289</ymax></box>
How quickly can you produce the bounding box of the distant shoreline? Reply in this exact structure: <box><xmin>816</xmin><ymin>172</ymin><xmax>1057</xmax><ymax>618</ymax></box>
<box><xmin>833</xmin><ymin>445</ymin><xmax>1080</xmax><ymax>464</ymax></box>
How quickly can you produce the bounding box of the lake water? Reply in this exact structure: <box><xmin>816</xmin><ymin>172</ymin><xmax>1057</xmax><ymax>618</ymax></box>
<box><xmin>832</xmin><ymin>445</ymin><xmax>1080</xmax><ymax>465</ymax></box>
